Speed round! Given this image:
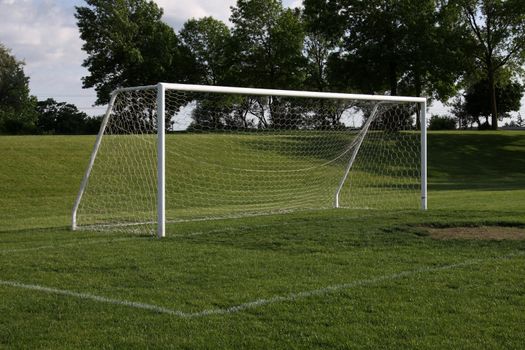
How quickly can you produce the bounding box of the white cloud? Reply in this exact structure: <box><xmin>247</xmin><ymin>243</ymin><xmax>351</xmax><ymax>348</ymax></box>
<box><xmin>155</xmin><ymin>0</ymin><xmax>236</xmax><ymax>29</ymax></box>
<box><xmin>289</xmin><ymin>0</ymin><xmax>303</xmax><ymax>9</ymax></box>
<box><xmin>0</xmin><ymin>0</ymin><xmax>96</xmax><ymax>112</ymax></box>
<box><xmin>154</xmin><ymin>0</ymin><xmax>301</xmax><ymax>29</ymax></box>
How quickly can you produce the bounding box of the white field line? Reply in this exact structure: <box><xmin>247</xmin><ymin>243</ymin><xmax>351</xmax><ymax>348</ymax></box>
<box><xmin>0</xmin><ymin>222</ymin><xmax>291</xmax><ymax>254</ymax></box>
<box><xmin>0</xmin><ymin>237</ymin><xmax>143</xmax><ymax>254</ymax></box>
<box><xmin>0</xmin><ymin>251</ymin><xmax>522</xmax><ymax>318</ymax></box>
<box><xmin>0</xmin><ymin>280</ymin><xmax>190</xmax><ymax>317</ymax></box>
<box><xmin>79</xmin><ymin>209</ymin><xmax>303</xmax><ymax>230</ymax></box>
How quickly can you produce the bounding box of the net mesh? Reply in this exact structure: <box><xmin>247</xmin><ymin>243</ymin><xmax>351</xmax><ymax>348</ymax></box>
<box><xmin>75</xmin><ymin>86</ymin><xmax>421</xmax><ymax>235</ymax></box>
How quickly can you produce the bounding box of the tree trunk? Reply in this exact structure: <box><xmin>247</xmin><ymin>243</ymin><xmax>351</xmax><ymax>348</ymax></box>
<box><xmin>488</xmin><ymin>69</ymin><xmax>498</xmax><ymax>130</ymax></box>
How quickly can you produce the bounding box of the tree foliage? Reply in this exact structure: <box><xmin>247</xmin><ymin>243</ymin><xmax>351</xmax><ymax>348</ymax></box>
<box><xmin>229</xmin><ymin>0</ymin><xmax>306</xmax><ymax>89</ymax></box>
<box><xmin>465</xmin><ymin>78</ymin><xmax>523</xmax><ymax>124</ymax></box>
<box><xmin>453</xmin><ymin>77</ymin><xmax>524</xmax><ymax>128</ymax></box>
<box><xmin>75</xmin><ymin>0</ymin><xmax>196</xmax><ymax>104</ymax></box>
<box><xmin>71</xmin><ymin>0</ymin><xmax>525</xmax><ymax>132</ymax></box>
<box><xmin>314</xmin><ymin>0</ymin><xmax>466</xmax><ymax>100</ymax></box>
<box><xmin>301</xmin><ymin>0</ymin><xmax>343</xmax><ymax>92</ymax></box>
<box><xmin>205</xmin><ymin>0</ymin><xmax>308</xmax><ymax>129</ymax></box>
<box><xmin>180</xmin><ymin>17</ymin><xmax>231</xmax><ymax>86</ymax></box>
<box><xmin>0</xmin><ymin>44</ymin><xmax>37</xmax><ymax>134</ymax></box>
<box><xmin>429</xmin><ymin>115</ymin><xmax>457</xmax><ymax>130</ymax></box>
<box><xmin>36</xmin><ymin>98</ymin><xmax>101</xmax><ymax>134</ymax></box>
<box><xmin>456</xmin><ymin>0</ymin><xmax>525</xmax><ymax>129</ymax></box>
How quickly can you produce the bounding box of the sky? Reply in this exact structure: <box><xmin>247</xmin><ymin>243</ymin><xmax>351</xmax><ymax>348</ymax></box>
<box><xmin>0</xmin><ymin>0</ymin><xmax>523</xmax><ymax>122</ymax></box>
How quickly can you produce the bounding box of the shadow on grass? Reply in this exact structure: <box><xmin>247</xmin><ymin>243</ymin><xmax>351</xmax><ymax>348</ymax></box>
<box><xmin>428</xmin><ymin>132</ymin><xmax>525</xmax><ymax>191</ymax></box>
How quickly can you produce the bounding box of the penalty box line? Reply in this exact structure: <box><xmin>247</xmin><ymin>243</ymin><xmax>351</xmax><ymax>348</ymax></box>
<box><xmin>0</xmin><ymin>251</ymin><xmax>522</xmax><ymax>318</ymax></box>
<box><xmin>0</xmin><ymin>237</ymin><xmax>143</xmax><ymax>254</ymax></box>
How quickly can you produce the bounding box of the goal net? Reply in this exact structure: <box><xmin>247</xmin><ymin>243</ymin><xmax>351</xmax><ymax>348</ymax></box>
<box><xmin>72</xmin><ymin>84</ymin><xmax>427</xmax><ymax>237</ymax></box>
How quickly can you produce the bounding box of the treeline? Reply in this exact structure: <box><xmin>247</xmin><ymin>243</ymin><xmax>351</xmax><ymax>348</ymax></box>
<box><xmin>75</xmin><ymin>0</ymin><xmax>525</xmax><ymax>130</ymax></box>
<box><xmin>0</xmin><ymin>44</ymin><xmax>102</xmax><ymax>135</ymax></box>
<box><xmin>1</xmin><ymin>0</ymin><xmax>524</xmax><ymax>134</ymax></box>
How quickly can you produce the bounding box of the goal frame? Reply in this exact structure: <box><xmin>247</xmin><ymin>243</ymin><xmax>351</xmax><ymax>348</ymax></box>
<box><xmin>72</xmin><ymin>83</ymin><xmax>427</xmax><ymax>238</ymax></box>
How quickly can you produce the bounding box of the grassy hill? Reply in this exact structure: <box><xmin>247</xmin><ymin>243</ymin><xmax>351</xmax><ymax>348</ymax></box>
<box><xmin>0</xmin><ymin>131</ymin><xmax>524</xmax><ymax>348</ymax></box>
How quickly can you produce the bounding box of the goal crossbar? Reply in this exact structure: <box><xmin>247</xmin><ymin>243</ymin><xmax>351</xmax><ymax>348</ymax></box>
<box><xmin>114</xmin><ymin>83</ymin><xmax>427</xmax><ymax>103</ymax></box>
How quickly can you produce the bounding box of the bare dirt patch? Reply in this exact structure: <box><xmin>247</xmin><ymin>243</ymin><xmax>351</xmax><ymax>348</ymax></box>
<box><xmin>425</xmin><ymin>226</ymin><xmax>525</xmax><ymax>241</ymax></box>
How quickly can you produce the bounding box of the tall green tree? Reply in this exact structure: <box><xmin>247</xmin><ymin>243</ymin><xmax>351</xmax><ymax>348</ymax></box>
<box><xmin>228</xmin><ymin>0</ymin><xmax>306</xmax><ymax>128</ymax></box>
<box><xmin>301</xmin><ymin>0</ymin><xmax>343</xmax><ymax>92</ymax></box>
<box><xmin>76</xmin><ymin>0</ymin><xmax>195</xmax><ymax>104</ymax></box>
<box><xmin>180</xmin><ymin>17</ymin><xmax>231</xmax><ymax>85</ymax></box>
<box><xmin>456</xmin><ymin>0</ymin><xmax>525</xmax><ymax>129</ymax></box>
<box><xmin>0</xmin><ymin>44</ymin><xmax>37</xmax><ymax>134</ymax></box>
<box><xmin>311</xmin><ymin>0</ymin><xmax>466</xmax><ymax>101</ymax></box>
<box><xmin>229</xmin><ymin>0</ymin><xmax>306</xmax><ymax>90</ymax></box>
<box><xmin>454</xmin><ymin>77</ymin><xmax>524</xmax><ymax>128</ymax></box>
<box><xmin>302</xmin><ymin>0</ymin><xmax>371</xmax><ymax>128</ymax></box>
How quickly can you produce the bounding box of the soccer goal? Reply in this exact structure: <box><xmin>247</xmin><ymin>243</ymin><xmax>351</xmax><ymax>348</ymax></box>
<box><xmin>72</xmin><ymin>83</ymin><xmax>427</xmax><ymax>237</ymax></box>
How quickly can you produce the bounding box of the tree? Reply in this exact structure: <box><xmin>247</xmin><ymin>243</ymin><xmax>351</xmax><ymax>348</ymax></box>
<box><xmin>84</xmin><ymin>115</ymin><xmax>104</xmax><ymax>134</ymax></box>
<box><xmin>180</xmin><ymin>17</ymin><xmax>231</xmax><ymax>85</ymax></box>
<box><xmin>466</xmin><ymin>78</ymin><xmax>523</xmax><ymax>126</ymax></box>
<box><xmin>453</xmin><ymin>77</ymin><xmax>524</xmax><ymax>128</ymax></box>
<box><xmin>228</xmin><ymin>0</ymin><xmax>306</xmax><ymax>128</ymax></box>
<box><xmin>0</xmin><ymin>44</ymin><xmax>37</xmax><ymax>134</ymax></box>
<box><xmin>36</xmin><ymin>98</ymin><xmax>94</xmax><ymax>134</ymax></box>
<box><xmin>451</xmin><ymin>95</ymin><xmax>476</xmax><ymax>128</ymax></box>
<box><xmin>457</xmin><ymin>0</ymin><xmax>525</xmax><ymax>129</ymax></box>
<box><xmin>301</xmin><ymin>0</ymin><xmax>367</xmax><ymax>128</ymax></box>
<box><xmin>313</xmin><ymin>0</ymin><xmax>466</xmax><ymax>99</ymax></box>
<box><xmin>75</xmin><ymin>0</ymin><xmax>196</xmax><ymax>104</ymax></box>
<box><xmin>301</xmin><ymin>0</ymin><xmax>343</xmax><ymax>93</ymax></box>
<box><xmin>308</xmin><ymin>0</ymin><xmax>472</xmax><ymax>130</ymax></box>
<box><xmin>229</xmin><ymin>0</ymin><xmax>306</xmax><ymax>90</ymax></box>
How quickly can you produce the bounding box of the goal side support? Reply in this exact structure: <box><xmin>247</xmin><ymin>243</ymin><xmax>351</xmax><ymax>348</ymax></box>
<box><xmin>157</xmin><ymin>83</ymin><xmax>166</xmax><ymax>238</ymax></box>
<box><xmin>333</xmin><ymin>103</ymin><xmax>380</xmax><ymax>208</ymax></box>
<box><xmin>420</xmin><ymin>101</ymin><xmax>428</xmax><ymax>210</ymax></box>
<box><xmin>71</xmin><ymin>92</ymin><xmax>118</xmax><ymax>231</ymax></box>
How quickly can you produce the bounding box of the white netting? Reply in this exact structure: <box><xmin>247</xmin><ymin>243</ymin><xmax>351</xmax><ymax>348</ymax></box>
<box><xmin>75</xmin><ymin>86</ymin><xmax>422</xmax><ymax>235</ymax></box>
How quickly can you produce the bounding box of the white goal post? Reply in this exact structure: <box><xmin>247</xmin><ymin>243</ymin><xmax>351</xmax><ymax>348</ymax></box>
<box><xmin>72</xmin><ymin>83</ymin><xmax>427</xmax><ymax>238</ymax></box>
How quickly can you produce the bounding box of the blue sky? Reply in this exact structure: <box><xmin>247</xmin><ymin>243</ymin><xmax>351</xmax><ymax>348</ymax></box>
<box><xmin>0</xmin><ymin>0</ymin><xmax>522</xmax><ymax>121</ymax></box>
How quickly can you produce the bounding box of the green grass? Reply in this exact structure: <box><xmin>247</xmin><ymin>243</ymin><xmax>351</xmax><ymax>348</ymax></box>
<box><xmin>0</xmin><ymin>131</ymin><xmax>524</xmax><ymax>349</ymax></box>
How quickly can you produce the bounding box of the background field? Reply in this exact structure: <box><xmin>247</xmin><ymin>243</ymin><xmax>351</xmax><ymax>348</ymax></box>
<box><xmin>0</xmin><ymin>131</ymin><xmax>524</xmax><ymax>349</ymax></box>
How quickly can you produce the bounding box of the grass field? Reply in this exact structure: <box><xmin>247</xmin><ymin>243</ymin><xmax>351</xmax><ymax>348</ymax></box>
<box><xmin>0</xmin><ymin>131</ymin><xmax>524</xmax><ymax>349</ymax></box>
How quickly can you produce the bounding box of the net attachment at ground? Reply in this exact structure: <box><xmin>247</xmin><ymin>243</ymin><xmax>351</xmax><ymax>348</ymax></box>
<box><xmin>72</xmin><ymin>84</ymin><xmax>426</xmax><ymax>236</ymax></box>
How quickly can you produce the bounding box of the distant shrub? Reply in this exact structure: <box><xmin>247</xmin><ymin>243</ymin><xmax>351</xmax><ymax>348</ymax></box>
<box><xmin>429</xmin><ymin>115</ymin><xmax>456</xmax><ymax>130</ymax></box>
<box><xmin>1</xmin><ymin>118</ymin><xmax>36</xmax><ymax>134</ymax></box>
<box><xmin>36</xmin><ymin>99</ymin><xmax>102</xmax><ymax>135</ymax></box>
<box><xmin>83</xmin><ymin>116</ymin><xmax>103</xmax><ymax>134</ymax></box>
